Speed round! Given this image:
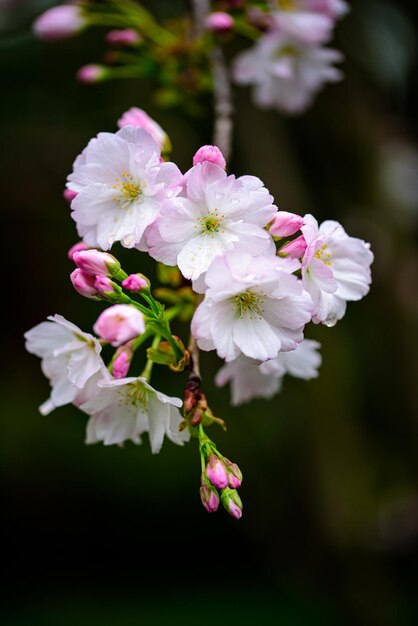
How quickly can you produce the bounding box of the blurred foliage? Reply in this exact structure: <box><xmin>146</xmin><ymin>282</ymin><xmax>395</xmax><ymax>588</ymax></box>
<box><xmin>1</xmin><ymin>1</ymin><xmax>418</xmax><ymax>625</ymax></box>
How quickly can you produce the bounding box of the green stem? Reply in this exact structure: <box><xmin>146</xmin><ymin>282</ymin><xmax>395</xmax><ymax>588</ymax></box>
<box><xmin>140</xmin><ymin>334</ymin><xmax>161</xmax><ymax>381</ymax></box>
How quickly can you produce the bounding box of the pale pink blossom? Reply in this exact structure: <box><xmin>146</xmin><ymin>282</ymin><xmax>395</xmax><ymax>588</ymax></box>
<box><xmin>279</xmin><ymin>234</ymin><xmax>307</xmax><ymax>258</ymax></box>
<box><xmin>105</xmin><ymin>29</ymin><xmax>141</xmax><ymax>46</ymax></box>
<box><xmin>24</xmin><ymin>314</ymin><xmax>105</xmax><ymax>415</ymax></box>
<box><xmin>147</xmin><ymin>162</ymin><xmax>277</xmax><ymax>285</ymax></box>
<box><xmin>216</xmin><ymin>339</ymin><xmax>321</xmax><ymax>405</ymax></box>
<box><xmin>76</xmin><ymin>64</ymin><xmax>106</xmax><ymax>84</ymax></box>
<box><xmin>205</xmin><ymin>12</ymin><xmax>235</xmax><ymax>32</ymax></box>
<box><xmin>121</xmin><ymin>274</ymin><xmax>149</xmax><ymax>291</ymax></box>
<box><xmin>81</xmin><ymin>376</ymin><xmax>189</xmax><ymax>451</ymax></box>
<box><xmin>192</xmin><ymin>145</ymin><xmax>226</xmax><ymax>169</ymax></box>
<box><xmin>67</xmin><ymin>126</ymin><xmax>182</xmax><ymax>250</ymax></box>
<box><xmin>117</xmin><ymin>107</ymin><xmax>169</xmax><ymax>152</ymax></box>
<box><xmin>67</xmin><ymin>241</ymin><xmax>88</xmax><ymax>261</ymax></box>
<box><xmin>301</xmin><ymin>214</ymin><xmax>373</xmax><ymax>326</ymax></box>
<box><xmin>70</xmin><ymin>268</ymin><xmax>99</xmax><ymax>299</ymax></box>
<box><xmin>233</xmin><ymin>31</ymin><xmax>343</xmax><ymax>115</ymax></box>
<box><xmin>191</xmin><ymin>250</ymin><xmax>313</xmax><ymax>362</ymax></box>
<box><xmin>73</xmin><ymin>249</ymin><xmax>120</xmax><ymax>277</ymax></box>
<box><xmin>93</xmin><ymin>304</ymin><xmax>145</xmax><ymax>347</ymax></box>
<box><xmin>270</xmin><ymin>210</ymin><xmax>304</xmax><ymax>237</ymax></box>
<box><xmin>33</xmin><ymin>5</ymin><xmax>85</xmax><ymax>41</ymax></box>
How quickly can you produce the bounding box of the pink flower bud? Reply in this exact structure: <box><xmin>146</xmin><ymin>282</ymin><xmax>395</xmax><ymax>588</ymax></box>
<box><xmin>93</xmin><ymin>304</ymin><xmax>145</xmax><ymax>347</ymax></box>
<box><xmin>105</xmin><ymin>29</ymin><xmax>141</xmax><ymax>46</ymax></box>
<box><xmin>112</xmin><ymin>348</ymin><xmax>133</xmax><ymax>379</ymax></box>
<box><xmin>94</xmin><ymin>275</ymin><xmax>118</xmax><ymax>298</ymax></box>
<box><xmin>63</xmin><ymin>188</ymin><xmax>78</xmax><ymax>203</ymax></box>
<box><xmin>200</xmin><ymin>479</ymin><xmax>220</xmax><ymax>513</ymax></box>
<box><xmin>221</xmin><ymin>488</ymin><xmax>243</xmax><ymax>520</ymax></box>
<box><xmin>76</xmin><ymin>64</ymin><xmax>106</xmax><ymax>84</ymax></box>
<box><xmin>73</xmin><ymin>249</ymin><xmax>120</xmax><ymax>277</ymax></box>
<box><xmin>279</xmin><ymin>234</ymin><xmax>307</xmax><ymax>259</ymax></box>
<box><xmin>70</xmin><ymin>268</ymin><xmax>99</xmax><ymax>300</ymax></box>
<box><xmin>270</xmin><ymin>211</ymin><xmax>304</xmax><ymax>238</ymax></box>
<box><xmin>121</xmin><ymin>274</ymin><xmax>150</xmax><ymax>292</ymax></box>
<box><xmin>206</xmin><ymin>454</ymin><xmax>229</xmax><ymax>489</ymax></box>
<box><xmin>67</xmin><ymin>241</ymin><xmax>88</xmax><ymax>261</ymax></box>
<box><xmin>33</xmin><ymin>5</ymin><xmax>85</xmax><ymax>41</ymax></box>
<box><xmin>205</xmin><ymin>12</ymin><xmax>235</xmax><ymax>32</ymax></box>
<box><xmin>193</xmin><ymin>145</ymin><xmax>226</xmax><ymax>169</ymax></box>
<box><xmin>117</xmin><ymin>107</ymin><xmax>169</xmax><ymax>151</ymax></box>
<box><xmin>225</xmin><ymin>460</ymin><xmax>243</xmax><ymax>489</ymax></box>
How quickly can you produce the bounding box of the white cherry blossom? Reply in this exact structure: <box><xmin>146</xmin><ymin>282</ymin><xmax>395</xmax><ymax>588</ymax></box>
<box><xmin>216</xmin><ymin>339</ymin><xmax>321</xmax><ymax>405</ymax></box>
<box><xmin>24</xmin><ymin>314</ymin><xmax>106</xmax><ymax>415</ymax></box>
<box><xmin>233</xmin><ymin>31</ymin><xmax>343</xmax><ymax>115</ymax></box>
<box><xmin>301</xmin><ymin>214</ymin><xmax>374</xmax><ymax>326</ymax></box>
<box><xmin>147</xmin><ymin>162</ymin><xmax>277</xmax><ymax>283</ymax></box>
<box><xmin>67</xmin><ymin>126</ymin><xmax>182</xmax><ymax>250</ymax></box>
<box><xmin>191</xmin><ymin>250</ymin><xmax>313</xmax><ymax>362</ymax></box>
<box><xmin>80</xmin><ymin>377</ymin><xmax>189</xmax><ymax>452</ymax></box>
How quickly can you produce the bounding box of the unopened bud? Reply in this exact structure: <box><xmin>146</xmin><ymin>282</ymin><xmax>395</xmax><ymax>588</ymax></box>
<box><xmin>63</xmin><ymin>188</ymin><xmax>78</xmax><ymax>203</ymax></box>
<box><xmin>270</xmin><ymin>211</ymin><xmax>304</xmax><ymax>238</ymax></box>
<box><xmin>279</xmin><ymin>234</ymin><xmax>307</xmax><ymax>259</ymax></box>
<box><xmin>105</xmin><ymin>28</ymin><xmax>141</xmax><ymax>47</ymax></box>
<box><xmin>112</xmin><ymin>345</ymin><xmax>133</xmax><ymax>379</ymax></box>
<box><xmin>221</xmin><ymin>488</ymin><xmax>243</xmax><ymax>519</ymax></box>
<box><xmin>70</xmin><ymin>268</ymin><xmax>99</xmax><ymax>300</ymax></box>
<box><xmin>94</xmin><ymin>275</ymin><xmax>122</xmax><ymax>300</ymax></box>
<box><xmin>76</xmin><ymin>64</ymin><xmax>107</xmax><ymax>84</ymax></box>
<box><xmin>205</xmin><ymin>12</ymin><xmax>235</xmax><ymax>33</ymax></box>
<box><xmin>67</xmin><ymin>241</ymin><xmax>88</xmax><ymax>261</ymax></box>
<box><xmin>200</xmin><ymin>478</ymin><xmax>220</xmax><ymax>513</ymax></box>
<box><xmin>121</xmin><ymin>273</ymin><xmax>150</xmax><ymax>292</ymax></box>
<box><xmin>73</xmin><ymin>249</ymin><xmax>126</xmax><ymax>280</ymax></box>
<box><xmin>93</xmin><ymin>304</ymin><xmax>146</xmax><ymax>347</ymax></box>
<box><xmin>225</xmin><ymin>459</ymin><xmax>243</xmax><ymax>489</ymax></box>
<box><xmin>33</xmin><ymin>5</ymin><xmax>86</xmax><ymax>41</ymax></box>
<box><xmin>206</xmin><ymin>454</ymin><xmax>229</xmax><ymax>489</ymax></box>
<box><xmin>193</xmin><ymin>145</ymin><xmax>226</xmax><ymax>169</ymax></box>
<box><xmin>117</xmin><ymin>107</ymin><xmax>170</xmax><ymax>152</ymax></box>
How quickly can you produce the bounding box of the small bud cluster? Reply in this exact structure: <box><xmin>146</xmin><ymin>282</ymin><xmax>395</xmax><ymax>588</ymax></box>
<box><xmin>200</xmin><ymin>442</ymin><xmax>243</xmax><ymax>519</ymax></box>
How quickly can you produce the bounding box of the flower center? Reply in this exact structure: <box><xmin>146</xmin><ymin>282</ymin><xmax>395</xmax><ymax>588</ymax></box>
<box><xmin>234</xmin><ymin>290</ymin><xmax>265</xmax><ymax>320</ymax></box>
<box><xmin>112</xmin><ymin>171</ymin><xmax>142</xmax><ymax>208</ymax></box>
<box><xmin>315</xmin><ymin>243</ymin><xmax>332</xmax><ymax>266</ymax></box>
<box><xmin>197</xmin><ymin>209</ymin><xmax>224</xmax><ymax>235</ymax></box>
<box><xmin>126</xmin><ymin>381</ymin><xmax>149</xmax><ymax>409</ymax></box>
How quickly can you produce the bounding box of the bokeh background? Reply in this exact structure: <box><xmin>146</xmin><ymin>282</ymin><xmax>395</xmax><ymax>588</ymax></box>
<box><xmin>1</xmin><ymin>1</ymin><xmax>418</xmax><ymax>624</ymax></box>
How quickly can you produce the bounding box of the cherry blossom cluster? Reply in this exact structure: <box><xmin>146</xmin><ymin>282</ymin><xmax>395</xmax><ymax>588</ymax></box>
<box><xmin>25</xmin><ymin>107</ymin><xmax>373</xmax><ymax>518</ymax></box>
<box><xmin>32</xmin><ymin>0</ymin><xmax>349</xmax><ymax>115</ymax></box>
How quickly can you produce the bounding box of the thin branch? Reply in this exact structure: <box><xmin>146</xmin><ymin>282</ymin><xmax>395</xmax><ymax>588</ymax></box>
<box><xmin>211</xmin><ymin>45</ymin><xmax>233</xmax><ymax>162</ymax></box>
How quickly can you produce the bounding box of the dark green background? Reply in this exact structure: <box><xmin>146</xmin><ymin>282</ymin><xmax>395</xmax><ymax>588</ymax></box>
<box><xmin>1</xmin><ymin>1</ymin><xmax>418</xmax><ymax>624</ymax></box>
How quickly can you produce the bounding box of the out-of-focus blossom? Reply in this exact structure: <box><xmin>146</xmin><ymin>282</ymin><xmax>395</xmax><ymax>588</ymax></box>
<box><xmin>76</xmin><ymin>64</ymin><xmax>107</xmax><ymax>84</ymax></box>
<box><xmin>205</xmin><ymin>12</ymin><xmax>235</xmax><ymax>33</ymax></box>
<box><xmin>216</xmin><ymin>339</ymin><xmax>321</xmax><ymax>405</ymax></box>
<box><xmin>33</xmin><ymin>5</ymin><xmax>86</xmax><ymax>41</ymax></box>
<box><xmin>105</xmin><ymin>29</ymin><xmax>141</xmax><ymax>46</ymax></box>
<box><xmin>233</xmin><ymin>31</ymin><xmax>343</xmax><ymax>115</ymax></box>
